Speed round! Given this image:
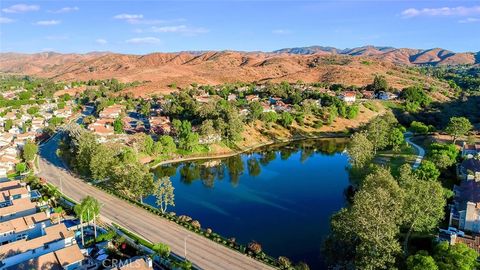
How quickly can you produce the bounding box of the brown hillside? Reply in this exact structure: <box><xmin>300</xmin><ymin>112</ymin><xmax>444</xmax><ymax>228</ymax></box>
<box><xmin>0</xmin><ymin>50</ymin><xmax>455</xmax><ymax>97</ymax></box>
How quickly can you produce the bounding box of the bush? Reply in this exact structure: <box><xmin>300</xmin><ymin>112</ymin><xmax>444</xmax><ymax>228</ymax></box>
<box><xmin>410</xmin><ymin>121</ymin><xmax>429</xmax><ymax>134</ymax></box>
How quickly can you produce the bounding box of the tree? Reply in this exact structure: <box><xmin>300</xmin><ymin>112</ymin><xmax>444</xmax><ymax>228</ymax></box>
<box><xmin>112</xmin><ymin>161</ymin><xmax>154</xmax><ymax>203</ymax></box>
<box><xmin>366</xmin><ymin>117</ymin><xmax>391</xmax><ymax>154</ymax></box>
<box><xmin>199</xmin><ymin>119</ymin><xmax>216</xmax><ymax>139</ymax></box>
<box><xmin>23</xmin><ymin>140</ymin><xmax>38</xmax><ymax>162</ymax></box>
<box><xmin>74</xmin><ymin>196</ymin><xmax>101</xmax><ymax>245</ymax></box>
<box><xmin>410</xmin><ymin>121</ymin><xmax>429</xmax><ymax>134</ymax></box>
<box><xmin>433</xmin><ymin>242</ymin><xmax>478</xmax><ymax>270</ymax></box>
<box><xmin>389</xmin><ymin>128</ymin><xmax>405</xmax><ymax>151</ymax></box>
<box><xmin>159</xmin><ymin>135</ymin><xmax>177</xmax><ymax>154</ymax></box>
<box><xmin>4</xmin><ymin>119</ymin><xmax>13</xmax><ymax>131</ymax></box>
<box><xmin>90</xmin><ymin>145</ymin><xmax>118</xmax><ymax>180</ymax></box>
<box><xmin>398</xmin><ymin>164</ymin><xmax>446</xmax><ymax>254</ymax></box>
<box><xmin>152</xmin><ymin>242</ymin><xmax>171</xmax><ymax>258</ymax></box>
<box><xmin>262</xmin><ymin>111</ymin><xmax>278</xmax><ymax>127</ymax></box>
<box><xmin>113</xmin><ymin>117</ymin><xmax>124</xmax><ymax>134</ymax></box>
<box><xmin>15</xmin><ymin>162</ymin><xmax>27</xmax><ymax>173</ymax></box>
<box><xmin>416</xmin><ymin>160</ymin><xmax>440</xmax><ymax>181</ymax></box>
<box><xmin>153</xmin><ymin>177</ymin><xmax>175</xmax><ymax>213</ymax></box>
<box><xmin>445</xmin><ymin>117</ymin><xmax>473</xmax><ymax>143</ymax></box>
<box><xmin>349</xmin><ymin>168</ymin><xmax>405</xmax><ymax>269</ymax></box>
<box><xmin>407</xmin><ymin>251</ymin><xmax>438</xmax><ymax>270</ymax></box>
<box><xmin>279</xmin><ymin>112</ymin><xmax>294</xmax><ymax>127</ymax></box>
<box><xmin>428</xmin><ymin>143</ymin><xmax>458</xmax><ymax>169</ymax></box>
<box><xmin>249</xmin><ymin>101</ymin><xmax>263</xmax><ymax>121</ymax></box>
<box><xmin>347</xmin><ymin>132</ymin><xmax>374</xmax><ymax>169</ymax></box>
<box><xmin>371</xmin><ymin>75</ymin><xmax>388</xmax><ymax>92</ymax></box>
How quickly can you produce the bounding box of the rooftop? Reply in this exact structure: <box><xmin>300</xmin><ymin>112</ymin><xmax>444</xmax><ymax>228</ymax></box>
<box><xmin>0</xmin><ymin>223</ymin><xmax>74</xmax><ymax>257</ymax></box>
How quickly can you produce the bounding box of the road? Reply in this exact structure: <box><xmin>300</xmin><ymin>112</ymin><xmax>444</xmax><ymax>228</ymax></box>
<box><xmin>404</xmin><ymin>132</ymin><xmax>425</xmax><ymax>169</ymax></box>
<box><xmin>37</xmin><ymin>110</ymin><xmax>273</xmax><ymax>270</ymax></box>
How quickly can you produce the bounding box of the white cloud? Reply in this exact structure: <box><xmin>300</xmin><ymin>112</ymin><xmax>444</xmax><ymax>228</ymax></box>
<box><xmin>401</xmin><ymin>6</ymin><xmax>480</xmax><ymax>18</ymax></box>
<box><xmin>0</xmin><ymin>17</ymin><xmax>14</xmax><ymax>24</ymax></box>
<box><xmin>125</xmin><ymin>37</ymin><xmax>160</xmax><ymax>44</ymax></box>
<box><xmin>35</xmin><ymin>20</ymin><xmax>61</xmax><ymax>26</ymax></box>
<box><xmin>2</xmin><ymin>4</ymin><xmax>39</xmax><ymax>13</ymax></box>
<box><xmin>114</xmin><ymin>13</ymin><xmax>143</xmax><ymax>20</ymax></box>
<box><xmin>50</xmin><ymin>6</ymin><xmax>79</xmax><ymax>13</ymax></box>
<box><xmin>96</xmin><ymin>38</ymin><xmax>108</xmax><ymax>45</ymax></box>
<box><xmin>149</xmin><ymin>25</ymin><xmax>209</xmax><ymax>35</ymax></box>
<box><xmin>459</xmin><ymin>17</ymin><xmax>480</xmax><ymax>23</ymax></box>
<box><xmin>272</xmin><ymin>29</ymin><xmax>292</xmax><ymax>35</ymax></box>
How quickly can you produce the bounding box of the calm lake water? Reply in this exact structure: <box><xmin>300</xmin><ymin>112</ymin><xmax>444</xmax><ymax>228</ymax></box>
<box><xmin>147</xmin><ymin>139</ymin><xmax>350</xmax><ymax>269</ymax></box>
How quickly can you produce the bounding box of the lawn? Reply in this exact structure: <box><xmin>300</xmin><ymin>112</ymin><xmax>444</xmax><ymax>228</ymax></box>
<box><xmin>374</xmin><ymin>144</ymin><xmax>417</xmax><ymax>174</ymax></box>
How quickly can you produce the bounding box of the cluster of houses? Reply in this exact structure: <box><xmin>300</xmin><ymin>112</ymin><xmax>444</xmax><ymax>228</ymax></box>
<box><xmin>0</xmin><ymin>98</ymin><xmax>74</xmax><ymax>179</ymax></box>
<box><xmin>0</xmin><ymin>180</ymin><xmax>87</xmax><ymax>269</ymax></box>
<box><xmin>441</xmin><ymin>142</ymin><xmax>480</xmax><ymax>254</ymax></box>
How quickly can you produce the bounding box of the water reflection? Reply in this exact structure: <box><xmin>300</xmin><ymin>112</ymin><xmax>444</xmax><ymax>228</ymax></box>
<box><xmin>152</xmin><ymin>138</ymin><xmax>347</xmax><ymax>188</ymax></box>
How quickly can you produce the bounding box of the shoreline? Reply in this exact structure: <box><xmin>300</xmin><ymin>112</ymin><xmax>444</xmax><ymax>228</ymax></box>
<box><xmin>150</xmin><ymin>131</ymin><xmax>350</xmax><ymax>168</ymax></box>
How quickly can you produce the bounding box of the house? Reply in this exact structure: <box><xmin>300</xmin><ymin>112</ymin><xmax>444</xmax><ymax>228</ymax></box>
<box><xmin>99</xmin><ymin>105</ymin><xmax>123</xmax><ymax>119</ymax></box>
<box><xmin>149</xmin><ymin>116</ymin><xmax>172</xmax><ymax>135</ymax></box>
<box><xmin>0</xmin><ymin>198</ymin><xmax>37</xmax><ymax>222</ymax></box>
<box><xmin>0</xmin><ymin>154</ymin><xmax>20</xmax><ymax>173</ymax></box>
<box><xmin>273</xmin><ymin>101</ymin><xmax>292</xmax><ymax>112</ymax></box>
<box><xmin>449</xmin><ymin>175</ymin><xmax>480</xmax><ymax>233</ymax></box>
<box><xmin>0</xmin><ymin>211</ymin><xmax>51</xmax><ymax>245</ymax></box>
<box><xmin>377</xmin><ymin>91</ymin><xmax>398</xmax><ymax>100</ymax></box>
<box><xmin>88</xmin><ymin>123</ymin><xmax>114</xmax><ymax>137</ymax></box>
<box><xmin>462</xmin><ymin>142</ymin><xmax>480</xmax><ymax>158</ymax></box>
<box><xmin>459</xmin><ymin>158</ymin><xmax>480</xmax><ymax>181</ymax></box>
<box><xmin>269</xmin><ymin>97</ymin><xmax>282</xmax><ymax>105</ymax></box>
<box><xmin>0</xmin><ymin>184</ymin><xmax>31</xmax><ymax>207</ymax></box>
<box><xmin>0</xmin><ymin>133</ymin><xmax>14</xmax><ymax>148</ymax></box>
<box><xmin>31</xmin><ymin>118</ymin><xmax>45</xmax><ymax>133</ymax></box>
<box><xmin>339</xmin><ymin>91</ymin><xmax>356</xmax><ymax>103</ymax></box>
<box><xmin>227</xmin><ymin>94</ymin><xmax>237</xmax><ymax>101</ymax></box>
<box><xmin>194</xmin><ymin>95</ymin><xmax>212</xmax><ymax>103</ymax></box>
<box><xmin>0</xmin><ymin>223</ymin><xmax>76</xmax><ymax>269</ymax></box>
<box><xmin>8</xmin><ymin>244</ymin><xmax>85</xmax><ymax>270</ymax></box>
<box><xmin>261</xmin><ymin>102</ymin><xmax>274</xmax><ymax>113</ymax></box>
<box><xmin>54</xmin><ymin>107</ymin><xmax>72</xmax><ymax>118</ymax></box>
<box><xmin>361</xmin><ymin>91</ymin><xmax>375</xmax><ymax>99</ymax></box>
<box><xmin>245</xmin><ymin>95</ymin><xmax>260</xmax><ymax>102</ymax></box>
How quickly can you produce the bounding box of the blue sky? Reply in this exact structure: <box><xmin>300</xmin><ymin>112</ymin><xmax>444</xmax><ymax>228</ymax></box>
<box><xmin>0</xmin><ymin>1</ymin><xmax>479</xmax><ymax>54</ymax></box>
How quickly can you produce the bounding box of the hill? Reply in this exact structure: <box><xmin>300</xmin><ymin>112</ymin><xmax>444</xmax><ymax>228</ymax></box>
<box><xmin>273</xmin><ymin>45</ymin><xmax>479</xmax><ymax>66</ymax></box>
<box><xmin>0</xmin><ymin>46</ymin><xmax>473</xmax><ymax>96</ymax></box>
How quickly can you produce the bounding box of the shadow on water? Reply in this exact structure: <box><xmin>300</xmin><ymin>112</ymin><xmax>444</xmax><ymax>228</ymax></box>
<box><xmin>149</xmin><ymin>138</ymin><xmax>349</xmax><ymax>269</ymax></box>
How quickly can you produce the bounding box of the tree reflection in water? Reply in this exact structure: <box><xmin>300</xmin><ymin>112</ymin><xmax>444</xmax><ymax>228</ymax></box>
<box><xmin>152</xmin><ymin>138</ymin><xmax>347</xmax><ymax>188</ymax></box>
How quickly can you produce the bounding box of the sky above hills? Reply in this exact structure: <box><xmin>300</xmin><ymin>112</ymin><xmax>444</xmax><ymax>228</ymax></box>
<box><xmin>0</xmin><ymin>1</ymin><xmax>479</xmax><ymax>54</ymax></box>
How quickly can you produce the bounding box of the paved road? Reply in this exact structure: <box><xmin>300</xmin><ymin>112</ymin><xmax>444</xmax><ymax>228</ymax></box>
<box><xmin>37</xmin><ymin>117</ymin><xmax>273</xmax><ymax>270</ymax></box>
<box><xmin>404</xmin><ymin>132</ymin><xmax>425</xmax><ymax>169</ymax></box>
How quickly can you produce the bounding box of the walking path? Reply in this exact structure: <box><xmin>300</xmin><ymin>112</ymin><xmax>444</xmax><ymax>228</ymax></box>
<box><xmin>404</xmin><ymin>132</ymin><xmax>425</xmax><ymax>169</ymax></box>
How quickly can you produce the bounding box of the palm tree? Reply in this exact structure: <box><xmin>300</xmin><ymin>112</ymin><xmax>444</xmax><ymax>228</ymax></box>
<box><xmin>75</xmin><ymin>196</ymin><xmax>101</xmax><ymax>245</ymax></box>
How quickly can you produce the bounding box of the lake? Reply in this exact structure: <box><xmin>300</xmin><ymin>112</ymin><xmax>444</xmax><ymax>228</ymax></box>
<box><xmin>147</xmin><ymin>138</ymin><xmax>350</xmax><ymax>269</ymax></box>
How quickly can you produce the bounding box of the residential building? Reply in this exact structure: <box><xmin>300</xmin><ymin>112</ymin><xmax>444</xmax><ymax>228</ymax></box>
<box><xmin>339</xmin><ymin>91</ymin><xmax>356</xmax><ymax>103</ymax></box>
<box><xmin>0</xmin><ymin>211</ymin><xmax>51</xmax><ymax>245</ymax></box>
<box><xmin>0</xmin><ymin>223</ymin><xmax>76</xmax><ymax>269</ymax></box>
<box><xmin>450</xmin><ymin>175</ymin><xmax>480</xmax><ymax>233</ymax></box>
<box><xmin>0</xmin><ymin>183</ymin><xmax>31</xmax><ymax>207</ymax></box>
<box><xmin>0</xmin><ymin>198</ymin><xmax>37</xmax><ymax>222</ymax></box>
<box><xmin>54</xmin><ymin>107</ymin><xmax>72</xmax><ymax>118</ymax></box>
<box><xmin>377</xmin><ymin>91</ymin><xmax>398</xmax><ymax>100</ymax></box>
<box><xmin>459</xmin><ymin>158</ymin><xmax>480</xmax><ymax>181</ymax></box>
<box><xmin>8</xmin><ymin>244</ymin><xmax>85</xmax><ymax>270</ymax></box>
<box><xmin>245</xmin><ymin>95</ymin><xmax>260</xmax><ymax>102</ymax></box>
<box><xmin>462</xmin><ymin>142</ymin><xmax>480</xmax><ymax>158</ymax></box>
<box><xmin>99</xmin><ymin>105</ymin><xmax>123</xmax><ymax>119</ymax></box>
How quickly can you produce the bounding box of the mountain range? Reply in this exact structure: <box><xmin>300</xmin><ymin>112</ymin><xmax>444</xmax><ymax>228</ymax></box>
<box><xmin>0</xmin><ymin>46</ymin><xmax>477</xmax><ymax>96</ymax></box>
